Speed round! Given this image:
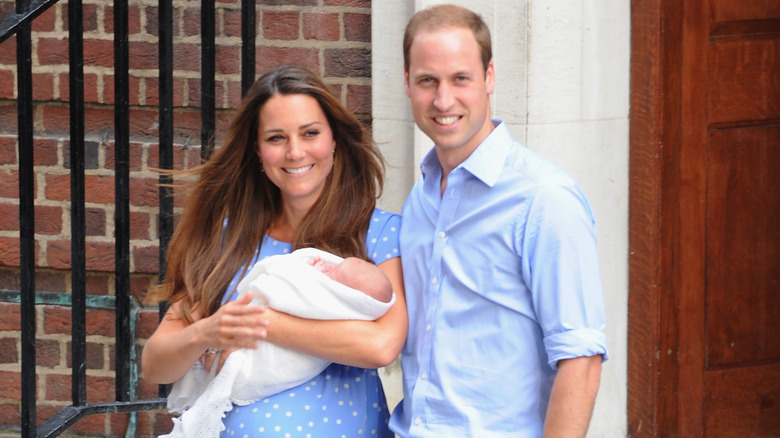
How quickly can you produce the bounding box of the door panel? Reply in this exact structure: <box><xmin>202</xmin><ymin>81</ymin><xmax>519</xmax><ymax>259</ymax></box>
<box><xmin>713</xmin><ymin>0</ymin><xmax>780</xmax><ymax>22</ymax></box>
<box><xmin>704</xmin><ymin>364</ymin><xmax>780</xmax><ymax>436</ymax></box>
<box><xmin>707</xmin><ymin>125</ymin><xmax>780</xmax><ymax>368</ymax></box>
<box><xmin>709</xmin><ymin>38</ymin><xmax>780</xmax><ymax>123</ymax></box>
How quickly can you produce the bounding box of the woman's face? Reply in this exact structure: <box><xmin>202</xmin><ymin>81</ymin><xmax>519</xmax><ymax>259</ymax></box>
<box><xmin>256</xmin><ymin>93</ymin><xmax>335</xmax><ymax>211</ymax></box>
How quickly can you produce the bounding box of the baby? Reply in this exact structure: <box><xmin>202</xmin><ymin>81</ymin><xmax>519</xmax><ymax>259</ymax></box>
<box><xmin>164</xmin><ymin>248</ymin><xmax>396</xmax><ymax>437</ymax></box>
<box><xmin>307</xmin><ymin>256</ymin><xmax>393</xmax><ymax>303</ymax></box>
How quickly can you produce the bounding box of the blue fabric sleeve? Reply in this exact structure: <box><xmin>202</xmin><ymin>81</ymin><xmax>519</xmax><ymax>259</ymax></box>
<box><xmin>521</xmin><ymin>184</ymin><xmax>609</xmax><ymax>369</ymax></box>
<box><xmin>366</xmin><ymin>209</ymin><xmax>401</xmax><ymax>265</ymax></box>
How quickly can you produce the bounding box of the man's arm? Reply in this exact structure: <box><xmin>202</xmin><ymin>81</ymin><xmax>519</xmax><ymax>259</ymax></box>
<box><xmin>543</xmin><ymin>354</ymin><xmax>603</xmax><ymax>438</ymax></box>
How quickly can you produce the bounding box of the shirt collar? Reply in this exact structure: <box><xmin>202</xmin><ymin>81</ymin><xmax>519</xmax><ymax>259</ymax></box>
<box><xmin>419</xmin><ymin>119</ymin><xmax>511</xmax><ymax>188</ymax></box>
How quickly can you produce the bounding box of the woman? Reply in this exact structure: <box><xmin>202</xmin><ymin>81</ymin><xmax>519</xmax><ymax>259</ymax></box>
<box><xmin>141</xmin><ymin>64</ymin><xmax>407</xmax><ymax>437</ymax></box>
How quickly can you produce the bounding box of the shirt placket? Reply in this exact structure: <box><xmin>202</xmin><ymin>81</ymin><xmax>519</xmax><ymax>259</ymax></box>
<box><xmin>413</xmin><ymin>169</ymin><xmax>461</xmax><ymax>435</ymax></box>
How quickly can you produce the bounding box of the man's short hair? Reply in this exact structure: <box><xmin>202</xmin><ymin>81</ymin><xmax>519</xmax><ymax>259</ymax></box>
<box><xmin>403</xmin><ymin>4</ymin><xmax>492</xmax><ymax>73</ymax></box>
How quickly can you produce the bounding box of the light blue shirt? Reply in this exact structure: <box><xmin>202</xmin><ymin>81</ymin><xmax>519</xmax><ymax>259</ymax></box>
<box><xmin>390</xmin><ymin>121</ymin><xmax>608</xmax><ymax>437</ymax></box>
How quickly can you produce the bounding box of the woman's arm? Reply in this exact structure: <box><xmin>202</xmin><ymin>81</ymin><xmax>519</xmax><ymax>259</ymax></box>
<box><xmin>261</xmin><ymin>257</ymin><xmax>408</xmax><ymax>368</ymax></box>
<box><xmin>140</xmin><ymin>292</ymin><xmax>268</xmax><ymax>384</ymax></box>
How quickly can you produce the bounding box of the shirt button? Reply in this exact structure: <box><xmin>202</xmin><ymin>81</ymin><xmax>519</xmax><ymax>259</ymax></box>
<box><xmin>415</xmin><ymin>417</ymin><xmax>422</xmax><ymax>425</ymax></box>
<box><xmin>438</xmin><ymin>231</ymin><xmax>446</xmax><ymax>238</ymax></box>
<box><xmin>431</xmin><ymin>277</ymin><xmax>438</xmax><ymax>285</ymax></box>
<box><xmin>421</xmin><ymin>372</ymin><xmax>428</xmax><ymax>380</ymax></box>
<box><xmin>426</xmin><ymin>324</ymin><xmax>431</xmax><ymax>331</ymax></box>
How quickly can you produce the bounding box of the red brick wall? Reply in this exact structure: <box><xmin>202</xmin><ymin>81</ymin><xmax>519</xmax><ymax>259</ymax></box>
<box><xmin>0</xmin><ymin>0</ymin><xmax>371</xmax><ymax>436</ymax></box>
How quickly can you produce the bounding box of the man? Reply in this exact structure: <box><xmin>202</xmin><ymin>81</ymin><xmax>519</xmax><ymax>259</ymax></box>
<box><xmin>390</xmin><ymin>4</ymin><xmax>609</xmax><ymax>437</ymax></box>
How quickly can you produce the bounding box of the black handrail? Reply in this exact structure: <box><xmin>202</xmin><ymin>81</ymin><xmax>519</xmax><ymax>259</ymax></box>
<box><xmin>0</xmin><ymin>0</ymin><xmax>58</xmax><ymax>44</ymax></box>
<box><xmin>38</xmin><ymin>400</ymin><xmax>168</xmax><ymax>438</ymax></box>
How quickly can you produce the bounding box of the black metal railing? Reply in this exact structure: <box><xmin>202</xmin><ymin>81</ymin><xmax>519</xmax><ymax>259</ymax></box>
<box><xmin>1</xmin><ymin>0</ymin><xmax>258</xmax><ymax>436</ymax></box>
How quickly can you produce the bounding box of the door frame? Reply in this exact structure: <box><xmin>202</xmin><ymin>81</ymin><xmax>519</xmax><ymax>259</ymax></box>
<box><xmin>628</xmin><ymin>0</ymin><xmax>687</xmax><ymax>435</ymax></box>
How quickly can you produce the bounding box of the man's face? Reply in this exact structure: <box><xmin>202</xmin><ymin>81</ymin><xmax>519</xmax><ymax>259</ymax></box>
<box><xmin>405</xmin><ymin>27</ymin><xmax>495</xmax><ymax>166</ymax></box>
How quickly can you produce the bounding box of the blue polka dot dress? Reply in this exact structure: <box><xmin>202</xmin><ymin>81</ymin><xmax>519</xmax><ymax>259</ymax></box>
<box><xmin>220</xmin><ymin>208</ymin><xmax>400</xmax><ymax>437</ymax></box>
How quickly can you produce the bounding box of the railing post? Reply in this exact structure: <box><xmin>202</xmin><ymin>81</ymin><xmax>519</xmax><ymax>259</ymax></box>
<box><xmin>241</xmin><ymin>0</ymin><xmax>256</xmax><ymax>95</ymax></box>
<box><xmin>113</xmin><ymin>0</ymin><xmax>132</xmax><ymax>403</ymax></box>
<box><xmin>17</xmin><ymin>0</ymin><xmax>37</xmax><ymax>435</ymax></box>
<box><xmin>158</xmin><ymin>0</ymin><xmax>175</xmax><ymax>398</ymax></box>
<box><xmin>68</xmin><ymin>0</ymin><xmax>88</xmax><ymax>408</ymax></box>
<box><xmin>201</xmin><ymin>0</ymin><xmax>215</xmax><ymax>161</ymax></box>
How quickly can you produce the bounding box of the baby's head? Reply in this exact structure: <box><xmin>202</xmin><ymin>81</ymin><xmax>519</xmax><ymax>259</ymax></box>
<box><xmin>332</xmin><ymin>257</ymin><xmax>393</xmax><ymax>303</ymax></box>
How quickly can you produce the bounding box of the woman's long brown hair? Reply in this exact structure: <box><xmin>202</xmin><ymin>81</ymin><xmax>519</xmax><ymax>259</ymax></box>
<box><xmin>146</xmin><ymin>65</ymin><xmax>384</xmax><ymax>322</ymax></box>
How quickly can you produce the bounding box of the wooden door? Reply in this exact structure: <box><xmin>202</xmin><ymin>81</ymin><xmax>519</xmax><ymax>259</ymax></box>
<box><xmin>629</xmin><ymin>0</ymin><xmax>780</xmax><ymax>436</ymax></box>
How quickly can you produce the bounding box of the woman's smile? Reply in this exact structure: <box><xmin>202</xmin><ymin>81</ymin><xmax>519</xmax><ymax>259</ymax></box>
<box><xmin>284</xmin><ymin>164</ymin><xmax>315</xmax><ymax>175</ymax></box>
<box><xmin>256</xmin><ymin>93</ymin><xmax>335</xmax><ymax>209</ymax></box>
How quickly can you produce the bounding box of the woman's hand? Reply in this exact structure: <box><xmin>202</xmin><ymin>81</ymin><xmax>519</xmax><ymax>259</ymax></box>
<box><xmin>199</xmin><ymin>292</ymin><xmax>269</xmax><ymax>351</ymax></box>
<box><xmin>199</xmin><ymin>292</ymin><xmax>268</xmax><ymax>374</ymax></box>
<box><xmin>141</xmin><ymin>292</ymin><xmax>269</xmax><ymax>384</ymax></box>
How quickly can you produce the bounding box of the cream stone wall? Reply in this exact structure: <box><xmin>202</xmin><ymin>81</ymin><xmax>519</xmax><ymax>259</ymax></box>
<box><xmin>372</xmin><ymin>1</ymin><xmax>629</xmax><ymax>436</ymax></box>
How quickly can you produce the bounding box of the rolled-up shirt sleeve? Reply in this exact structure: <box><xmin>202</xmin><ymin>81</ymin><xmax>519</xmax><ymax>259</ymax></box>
<box><xmin>521</xmin><ymin>183</ymin><xmax>609</xmax><ymax>370</ymax></box>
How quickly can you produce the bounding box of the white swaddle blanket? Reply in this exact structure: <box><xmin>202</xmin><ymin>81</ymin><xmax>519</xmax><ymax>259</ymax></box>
<box><xmin>160</xmin><ymin>248</ymin><xmax>395</xmax><ymax>438</ymax></box>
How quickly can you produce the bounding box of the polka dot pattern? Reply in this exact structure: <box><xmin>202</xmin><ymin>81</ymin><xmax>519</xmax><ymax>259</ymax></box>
<box><xmin>365</xmin><ymin>210</ymin><xmax>401</xmax><ymax>265</ymax></box>
<box><xmin>221</xmin><ymin>209</ymin><xmax>400</xmax><ymax>437</ymax></box>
